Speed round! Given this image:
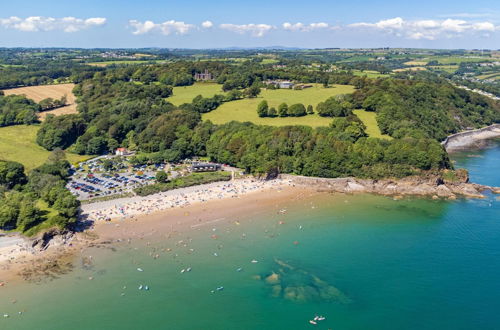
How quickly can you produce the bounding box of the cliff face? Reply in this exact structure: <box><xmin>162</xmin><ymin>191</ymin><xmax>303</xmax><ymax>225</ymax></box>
<box><xmin>442</xmin><ymin>124</ymin><xmax>500</xmax><ymax>152</ymax></box>
<box><xmin>279</xmin><ymin>173</ymin><xmax>500</xmax><ymax>199</ymax></box>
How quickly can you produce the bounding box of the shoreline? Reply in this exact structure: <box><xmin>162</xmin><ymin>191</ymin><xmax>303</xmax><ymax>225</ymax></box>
<box><xmin>80</xmin><ymin>178</ymin><xmax>293</xmax><ymax>222</ymax></box>
<box><xmin>2</xmin><ymin>138</ymin><xmax>500</xmax><ymax>283</ymax></box>
<box><xmin>442</xmin><ymin>124</ymin><xmax>500</xmax><ymax>152</ymax></box>
<box><xmin>0</xmin><ymin>179</ymin><xmax>304</xmax><ymax>284</ymax></box>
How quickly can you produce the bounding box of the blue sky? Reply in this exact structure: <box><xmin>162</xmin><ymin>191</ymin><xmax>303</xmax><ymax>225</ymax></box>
<box><xmin>0</xmin><ymin>0</ymin><xmax>499</xmax><ymax>48</ymax></box>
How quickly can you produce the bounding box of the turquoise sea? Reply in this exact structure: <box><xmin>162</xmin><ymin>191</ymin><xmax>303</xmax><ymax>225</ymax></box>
<box><xmin>1</xmin><ymin>139</ymin><xmax>500</xmax><ymax>330</ymax></box>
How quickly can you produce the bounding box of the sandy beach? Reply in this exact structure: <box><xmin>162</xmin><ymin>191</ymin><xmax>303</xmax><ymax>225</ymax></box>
<box><xmin>0</xmin><ymin>178</ymin><xmax>316</xmax><ymax>284</ymax></box>
<box><xmin>81</xmin><ymin>178</ymin><xmax>295</xmax><ymax>222</ymax></box>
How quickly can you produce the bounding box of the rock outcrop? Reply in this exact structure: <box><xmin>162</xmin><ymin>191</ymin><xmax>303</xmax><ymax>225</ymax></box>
<box><xmin>30</xmin><ymin>229</ymin><xmax>75</xmax><ymax>252</ymax></box>
<box><xmin>279</xmin><ymin>173</ymin><xmax>499</xmax><ymax>199</ymax></box>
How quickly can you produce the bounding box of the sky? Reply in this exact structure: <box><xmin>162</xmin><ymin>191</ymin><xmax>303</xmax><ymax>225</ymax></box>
<box><xmin>0</xmin><ymin>0</ymin><xmax>499</xmax><ymax>49</ymax></box>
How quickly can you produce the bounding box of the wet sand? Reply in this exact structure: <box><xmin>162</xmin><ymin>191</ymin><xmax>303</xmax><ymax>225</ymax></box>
<box><xmin>0</xmin><ymin>183</ymin><xmax>317</xmax><ymax>285</ymax></box>
<box><xmin>94</xmin><ymin>185</ymin><xmax>316</xmax><ymax>243</ymax></box>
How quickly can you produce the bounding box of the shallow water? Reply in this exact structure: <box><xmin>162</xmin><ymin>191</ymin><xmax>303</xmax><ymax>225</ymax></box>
<box><xmin>1</xmin><ymin>140</ymin><xmax>500</xmax><ymax>330</ymax></box>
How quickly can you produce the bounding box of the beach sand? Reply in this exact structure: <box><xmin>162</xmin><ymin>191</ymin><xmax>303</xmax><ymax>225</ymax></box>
<box><xmin>0</xmin><ymin>178</ymin><xmax>318</xmax><ymax>285</ymax></box>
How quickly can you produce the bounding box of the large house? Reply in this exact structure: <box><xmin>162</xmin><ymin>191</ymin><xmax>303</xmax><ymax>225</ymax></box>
<box><xmin>265</xmin><ymin>80</ymin><xmax>295</xmax><ymax>89</ymax></box>
<box><xmin>115</xmin><ymin>148</ymin><xmax>132</xmax><ymax>156</ymax></box>
<box><xmin>194</xmin><ymin>69</ymin><xmax>213</xmax><ymax>81</ymax></box>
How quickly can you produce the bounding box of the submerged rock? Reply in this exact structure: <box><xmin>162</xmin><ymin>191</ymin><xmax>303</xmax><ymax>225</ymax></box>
<box><xmin>261</xmin><ymin>259</ymin><xmax>351</xmax><ymax>304</ymax></box>
<box><xmin>265</xmin><ymin>272</ymin><xmax>280</xmax><ymax>285</ymax></box>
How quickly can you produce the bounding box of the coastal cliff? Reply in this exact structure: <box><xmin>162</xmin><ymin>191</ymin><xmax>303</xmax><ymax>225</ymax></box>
<box><xmin>279</xmin><ymin>172</ymin><xmax>500</xmax><ymax>199</ymax></box>
<box><xmin>442</xmin><ymin>124</ymin><xmax>500</xmax><ymax>152</ymax></box>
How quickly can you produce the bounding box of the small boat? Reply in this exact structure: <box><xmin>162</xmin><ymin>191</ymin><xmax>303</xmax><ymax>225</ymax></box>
<box><xmin>317</xmin><ymin>316</ymin><xmax>326</xmax><ymax>321</ymax></box>
<box><xmin>236</xmin><ymin>267</ymin><xmax>243</xmax><ymax>272</ymax></box>
<box><xmin>180</xmin><ymin>269</ymin><xmax>185</xmax><ymax>273</ymax></box>
<box><xmin>213</xmin><ymin>252</ymin><xmax>218</xmax><ymax>257</ymax></box>
<box><xmin>309</xmin><ymin>320</ymin><xmax>317</xmax><ymax>325</ymax></box>
<box><xmin>138</xmin><ymin>285</ymin><xmax>143</xmax><ymax>290</ymax></box>
<box><xmin>137</xmin><ymin>268</ymin><xmax>144</xmax><ymax>272</ymax></box>
<box><xmin>186</xmin><ymin>267</ymin><xmax>192</xmax><ymax>272</ymax></box>
<box><xmin>216</xmin><ymin>286</ymin><xmax>224</xmax><ymax>291</ymax></box>
<box><xmin>144</xmin><ymin>286</ymin><xmax>149</xmax><ymax>291</ymax></box>
<box><xmin>251</xmin><ymin>259</ymin><xmax>258</xmax><ymax>263</ymax></box>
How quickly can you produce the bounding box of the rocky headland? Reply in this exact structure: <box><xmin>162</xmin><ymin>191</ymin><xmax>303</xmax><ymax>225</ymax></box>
<box><xmin>280</xmin><ymin>170</ymin><xmax>500</xmax><ymax>200</ymax></box>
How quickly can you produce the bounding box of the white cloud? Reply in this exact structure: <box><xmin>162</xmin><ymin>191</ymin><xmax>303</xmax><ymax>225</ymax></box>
<box><xmin>472</xmin><ymin>22</ymin><xmax>495</xmax><ymax>31</ymax></box>
<box><xmin>128</xmin><ymin>20</ymin><xmax>194</xmax><ymax>35</ymax></box>
<box><xmin>350</xmin><ymin>17</ymin><xmax>404</xmax><ymax>30</ymax></box>
<box><xmin>0</xmin><ymin>16</ymin><xmax>106</xmax><ymax>32</ymax></box>
<box><xmin>282</xmin><ymin>22</ymin><xmax>329</xmax><ymax>32</ymax></box>
<box><xmin>348</xmin><ymin>17</ymin><xmax>498</xmax><ymax>40</ymax></box>
<box><xmin>219</xmin><ymin>23</ymin><xmax>274</xmax><ymax>37</ymax></box>
<box><xmin>201</xmin><ymin>20</ymin><xmax>213</xmax><ymax>28</ymax></box>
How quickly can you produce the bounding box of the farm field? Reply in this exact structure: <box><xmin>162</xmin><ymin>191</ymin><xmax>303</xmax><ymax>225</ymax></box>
<box><xmin>2</xmin><ymin>83</ymin><xmax>77</xmax><ymax>120</ymax></box>
<box><xmin>0</xmin><ymin>125</ymin><xmax>90</xmax><ymax>172</ymax></box>
<box><xmin>203</xmin><ymin>84</ymin><xmax>354</xmax><ymax>128</ymax></box>
<box><xmin>477</xmin><ymin>72</ymin><xmax>500</xmax><ymax>80</ymax></box>
<box><xmin>393</xmin><ymin>67</ymin><xmax>427</xmax><ymax>72</ymax></box>
<box><xmin>404</xmin><ymin>60</ymin><xmax>428</xmax><ymax>66</ymax></box>
<box><xmin>352</xmin><ymin>70</ymin><xmax>391</xmax><ymax>78</ymax></box>
<box><xmin>87</xmin><ymin>60</ymin><xmax>166</xmax><ymax>67</ymax></box>
<box><xmin>353</xmin><ymin>109</ymin><xmax>392</xmax><ymax>139</ymax></box>
<box><xmin>428</xmin><ymin>65</ymin><xmax>459</xmax><ymax>73</ymax></box>
<box><xmin>427</xmin><ymin>56</ymin><xmax>496</xmax><ymax>64</ymax></box>
<box><xmin>168</xmin><ymin>83</ymin><xmax>225</xmax><ymax>106</ymax></box>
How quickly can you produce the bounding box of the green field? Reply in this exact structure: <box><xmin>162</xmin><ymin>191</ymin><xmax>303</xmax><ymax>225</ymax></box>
<box><xmin>86</xmin><ymin>60</ymin><xmax>167</xmax><ymax>67</ymax></box>
<box><xmin>428</xmin><ymin>65</ymin><xmax>459</xmax><ymax>73</ymax></box>
<box><xmin>0</xmin><ymin>125</ymin><xmax>91</xmax><ymax>171</ymax></box>
<box><xmin>352</xmin><ymin>70</ymin><xmax>391</xmax><ymax>78</ymax></box>
<box><xmin>477</xmin><ymin>72</ymin><xmax>500</xmax><ymax>80</ymax></box>
<box><xmin>427</xmin><ymin>56</ymin><xmax>495</xmax><ymax>65</ymax></box>
<box><xmin>168</xmin><ymin>83</ymin><xmax>225</xmax><ymax>106</ymax></box>
<box><xmin>203</xmin><ymin>84</ymin><xmax>354</xmax><ymax>127</ymax></box>
<box><xmin>353</xmin><ymin>109</ymin><xmax>392</xmax><ymax>139</ymax></box>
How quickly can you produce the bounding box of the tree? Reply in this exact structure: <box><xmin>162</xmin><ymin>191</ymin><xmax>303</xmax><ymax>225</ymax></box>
<box><xmin>156</xmin><ymin>171</ymin><xmax>168</xmax><ymax>183</ymax></box>
<box><xmin>225</xmin><ymin>89</ymin><xmax>243</xmax><ymax>101</ymax></box>
<box><xmin>0</xmin><ymin>161</ymin><xmax>26</xmax><ymax>188</ymax></box>
<box><xmin>288</xmin><ymin>104</ymin><xmax>307</xmax><ymax>117</ymax></box>
<box><xmin>16</xmin><ymin>200</ymin><xmax>41</xmax><ymax>231</ymax></box>
<box><xmin>244</xmin><ymin>85</ymin><xmax>261</xmax><ymax>98</ymax></box>
<box><xmin>102</xmin><ymin>159</ymin><xmax>114</xmax><ymax>172</ymax></box>
<box><xmin>36</xmin><ymin>114</ymin><xmax>86</xmax><ymax>150</ymax></box>
<box><xmin>257</xmin><ymin>100</ymin><xmax>269</xmax><ymax>117</ymax></box>
<box><xmin>307</xmin><ymin>105</ymin><xmax>314</xmax><ymax>115</ymax></box>
<box><xmin>267</xmin><ymin>107</ymin><xmax>277</xmax><ymax>117</ymax></box>
<box><xmin>47</xmin><ymin>149</ymin><xmax>67</xmax><ymax>164</ymax></box>
<box><xmin>316</xmin><ymin>97</ymin><xmax>353</xmax><ymax>117</ymax></box>
<box><xmin>278</xmin><ymin>103</ymin><xmax>288</xmax><ymax>117</ymax></box>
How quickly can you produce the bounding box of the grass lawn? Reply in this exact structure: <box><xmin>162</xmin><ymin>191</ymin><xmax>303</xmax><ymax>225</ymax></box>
<box><xmin>203</xmin><ymin>84</ymin><xmax>355</xmax><ymax>128</ymax></box>
<box><xmin>353</xmin><ymin>110</ymin><xmax>392</xmax><ymax>140</ymax></box>
<box><xmin>168</xmin><ymin>83</ymin><xmax>225</xmax><ymax>106</ymax></box>
<box><xmin>0</xmin><ymin>125</ymin><xmax>91</xmax><ymax>172</ymax></box>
